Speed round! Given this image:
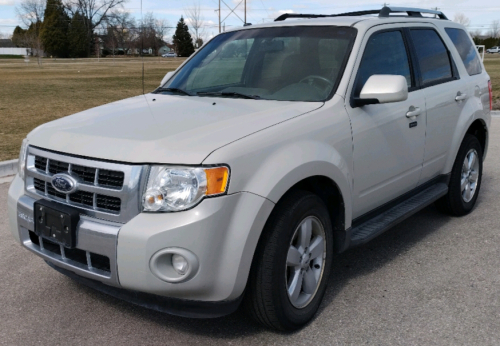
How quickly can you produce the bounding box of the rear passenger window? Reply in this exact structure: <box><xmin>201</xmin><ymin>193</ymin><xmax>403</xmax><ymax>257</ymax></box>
<box><xmin>445</xmin><ymin>28</ymin><xmax>482</xmax><ymax>76</ymax></box>
<box><xmin>354</xmin><ymin>30</ymin><xmax>412</xmax><ymax>97</ymax></box>
<box><xmin>410</xmin><ymin>29</ymin><xmax>453</xmax><ymax>86</ymax></box>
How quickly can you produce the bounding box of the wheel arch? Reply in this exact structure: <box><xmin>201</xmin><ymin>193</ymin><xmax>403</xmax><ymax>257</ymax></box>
<box><xmin>283</xmin><ymin>176</ymin><xmax>348</xmax><ymax>253</ymax></box>
<box><xmin>466</xmin><ymin>119</ymin><xmax>488</xmax><ymax>158</ymax></box>
<box><xmin>445</xmin><ymin>116</ymin><xmax>489</xmax><ymax>174</ymax></box>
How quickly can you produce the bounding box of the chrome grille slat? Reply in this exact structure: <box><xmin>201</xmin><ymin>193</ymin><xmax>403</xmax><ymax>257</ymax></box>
<box><xmin>25</xmin><ymin>147</ymin><xmax>146</xmax><ymax>224</ymax></box>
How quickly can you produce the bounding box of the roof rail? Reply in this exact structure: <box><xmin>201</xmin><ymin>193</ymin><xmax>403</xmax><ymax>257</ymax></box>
<box><xmin>379</xmin><ymin>6</ymin><xmax>448</xmax><ymax>19</ymax></box>
<box><xmin>274</xmin><ymin>6</ymin><xmax>448</xmax><ymax>22</ymax></box>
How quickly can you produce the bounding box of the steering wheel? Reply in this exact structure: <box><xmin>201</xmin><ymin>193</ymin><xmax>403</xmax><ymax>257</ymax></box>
<box><xmin>299</xmin><ymin>75</ymin><xmax>334</xmax><ymax>88</ymax></box>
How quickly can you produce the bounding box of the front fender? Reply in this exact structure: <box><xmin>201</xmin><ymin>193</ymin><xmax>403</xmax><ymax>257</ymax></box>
<box><xmin>203</xmin><ymin>100</ymin><xmax>353</xmax><ymax>228</ymax></box>
<box><xmin>244</xmin><ymin>141</ymin><xmax>352</xmax><ymax>228</ymax></box>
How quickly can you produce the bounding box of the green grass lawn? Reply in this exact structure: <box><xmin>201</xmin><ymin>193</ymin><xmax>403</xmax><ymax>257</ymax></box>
<box><xmin>0</xmin><ymin>55</ymin><xmax>24</xmax><ymax>59</ymax></box>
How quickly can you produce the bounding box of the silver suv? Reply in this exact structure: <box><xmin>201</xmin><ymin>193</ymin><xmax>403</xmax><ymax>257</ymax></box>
<box><xmin>8</xmin><ymin>6</ymin><xmax>492</xmax><ymax>331</ymax></box>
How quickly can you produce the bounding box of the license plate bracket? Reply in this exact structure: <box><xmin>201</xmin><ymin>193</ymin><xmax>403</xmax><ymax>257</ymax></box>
<box><xmin>34</xmin><ymin>199</ymin><xmax>80</xmax><ymax>248</ymax></box>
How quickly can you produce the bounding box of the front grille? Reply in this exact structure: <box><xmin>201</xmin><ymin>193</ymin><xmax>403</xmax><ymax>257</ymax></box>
<box><xmin>36</xmin><ymin>155</ymin><xmax>124</xmax><ymax>190</ymax></box>
<box><xmin>69</xmin><ymin>190</ymin><xmax>94</xmax><ymax>207</ymax></box>
<box><xmin>29</xmin><ymin>231</ymin><xmax>111</xmax><ymax>273</ymax></box>
<box><xmin>34</xmin><ymin>156</ymin><xmax>47</xmax><ymax>171</ymax></box>
<box><xmin>72</xmin><ymin>165</ymin><xmax>96</xmax><ymax>184</ymax></box>
<box><xmin>46</xmin><ymin>182</ymin><xmax>66</xmax><ymax>199</ymax></box>
<box><xmin>98</xmin><ymin>169</ymin><xmax>125</xmax><ymax>188</ymax></box>
<box><xmin>33</xmin><ymin>177</ymin><xmax>120</xmax><ymax>213</ymax></box>
<box><xmin>26</xmin><ymin>147</ymin><xmax>144</xmax><ymax>224</ymax></box>
<box><xmin>96</xmin><ymin>195</ymin><xmax>121</xmax><ymax>212</ymax></box>
<box><xmin>48</xmin><ymin>159</ymin><xmax>69</xmax><ymax>174</ymax></box>
<box><xmin>34</xmin><ymin>178</ymin><xmax>45</xmax><ymax>193</ymax></box>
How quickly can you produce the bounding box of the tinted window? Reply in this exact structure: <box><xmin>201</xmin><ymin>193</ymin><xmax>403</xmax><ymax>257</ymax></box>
<box><xmin>445</xmin><ymin>28</ymin><xmax>482</xmax><ymax>76</ymax></box>
<box><xmin>354</xmin><ymin>31</ymin><xmax>411</xmax><ymax>96</ymax></box>
<box><xmin>410</xmin><ymin>29</ymin><xmax>452</xmax><ymax>85</ymax></box>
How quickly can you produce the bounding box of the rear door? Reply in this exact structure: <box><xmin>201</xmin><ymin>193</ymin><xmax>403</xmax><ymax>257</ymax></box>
<box><xmin>407</xmin><ymin>27</ymin><xmax>468</xmax><ymax>183</ymax></box>
<box><xmin>345</xmin><ymin>27</ymin><xmax>427</xmax><ymax>218</ymax></box>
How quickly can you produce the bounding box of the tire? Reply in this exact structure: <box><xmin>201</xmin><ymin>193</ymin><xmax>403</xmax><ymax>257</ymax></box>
<box><xmin>244</xmin><ymin>190</ymin><xmax>334</xmax><ymax>331</ymax></box>
<box><xmin>436</xmin><ymin>134</ymin><xmax>483</xmax><ymax>216</ymax></box>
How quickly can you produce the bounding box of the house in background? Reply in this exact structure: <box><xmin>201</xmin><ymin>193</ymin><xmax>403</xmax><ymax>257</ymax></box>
<box><xmin>0</xmin><ymin>39</ymin><xmax>30</xmax><ymax>56</ymax></box>
<box><xmin>159</xmin><ymin>44</ymin><xmax>175</xmax><ymax>55</ymax></box>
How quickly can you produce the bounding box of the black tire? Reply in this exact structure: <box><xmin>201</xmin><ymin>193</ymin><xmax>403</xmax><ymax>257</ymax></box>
<box><xmin>244</xmin><ymin>190</ymin><xmax>334</xmax><ymax>331</ymax></box>
<box><xmin>435</xmin><ymin>134</ymin><xmax>483</xmax><ymax>216</ymax></box>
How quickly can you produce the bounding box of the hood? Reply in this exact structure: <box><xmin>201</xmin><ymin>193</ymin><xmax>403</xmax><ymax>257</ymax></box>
<box><xmin>27</xmin><ymin>94</ymin><xmax>322</xmax><ymax>164</ymax></box>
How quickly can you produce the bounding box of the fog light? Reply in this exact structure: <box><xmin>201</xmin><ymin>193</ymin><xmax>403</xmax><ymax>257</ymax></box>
<box><xmin>172</xmin><ymin>254</ymin><xmax>189</xmax><ymax>275</ymax></box>
<box><xmin>150</xmin><ymin>248</ymin><xmax>199</xmax><ymax>283</ymax></box>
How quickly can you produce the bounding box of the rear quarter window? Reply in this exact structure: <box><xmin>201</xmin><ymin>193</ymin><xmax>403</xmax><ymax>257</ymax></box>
<box><xmin>445</xmin><ymin>28</ymin><xmax>482</xmax><ymax>76</ymax></box>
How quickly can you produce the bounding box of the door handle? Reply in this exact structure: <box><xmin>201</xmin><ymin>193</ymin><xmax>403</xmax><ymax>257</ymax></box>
<box><xmin>406</xmin><ymin>107</ymin><xmax>421</xmax><ymax>118</ymax></box>
<box><xmin>455</xmin><ymin>93</ymin><xmax>467</xmax><ymax>101</ymax></box>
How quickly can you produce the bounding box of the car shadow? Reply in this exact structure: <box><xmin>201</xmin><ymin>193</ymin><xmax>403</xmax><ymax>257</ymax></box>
<box><xmin>67</xmin><ymin>197</ymin><xmax>482</xmax><ymax>337</ymax></box>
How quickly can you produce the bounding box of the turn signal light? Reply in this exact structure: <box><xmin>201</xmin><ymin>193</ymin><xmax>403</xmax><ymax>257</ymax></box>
<box><xmin>204</xmin><ymin>167</ymin><xmax>229</xmax><ymax>196</ymax></box>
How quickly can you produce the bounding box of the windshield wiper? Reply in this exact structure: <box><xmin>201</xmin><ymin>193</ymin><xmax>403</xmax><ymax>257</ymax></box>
<box><xmin>197</xmin><ymin>91</ymin><xmax>261</xmax><ymax>100</ymax></box>
<box><xmin>156</xmin><ymin>87</ymin><xmax>193</xmax><ymax>96</ymax></box>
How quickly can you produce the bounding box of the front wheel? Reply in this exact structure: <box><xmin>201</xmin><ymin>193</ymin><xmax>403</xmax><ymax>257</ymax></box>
<box><xmin>244</xmin><ymin>190</ymin><xmax>334</xmax><ymax>331</ymax></box>
<box><xmin>436</xmin><ymin>134</ymin><xmax>483</xmax><ymax>216</ymax></box>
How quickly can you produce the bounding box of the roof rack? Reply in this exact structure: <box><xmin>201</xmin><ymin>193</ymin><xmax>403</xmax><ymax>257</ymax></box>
<box><xmin>274</xmin><ymin>6</ymin><xmax>448</xmax><ymax>22</ymax></box>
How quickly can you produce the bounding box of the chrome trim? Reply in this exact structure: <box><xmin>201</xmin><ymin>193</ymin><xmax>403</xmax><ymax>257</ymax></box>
<box><xmin>17</xmin><ymin>194</ymin><xmax>121</xmax><ymax>287</ymax></box>
<box><xmin>25</xmin><ymin>146</ymin><xmax>147</xmax><ymax>224</ymax></box>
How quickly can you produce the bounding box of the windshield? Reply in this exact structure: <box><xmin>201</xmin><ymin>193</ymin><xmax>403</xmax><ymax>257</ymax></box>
<box><xmin>162</xmin><ymin>26</ymin><xmax>356</xmax><ymax>102</ymax></box>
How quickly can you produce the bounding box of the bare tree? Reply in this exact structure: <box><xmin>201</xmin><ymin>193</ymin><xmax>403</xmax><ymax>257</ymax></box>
<box><xmin>490</xmin><ymin>20</ymin><xmax>500</xmax><ymax>38</ymax></box>
<box><xmin>106</xmin><ymin>11</ymin><xmax>137</xmax><ymax>56</ymax></box>
<box><xmin>154</xmin><ymin>18</ymin><xmax>170</xmax><ymax>55</ymax></box>
<box><xmin>136</xmin><ymin>12</ymin><xmax>170</xmax><ymax>56</ymax></box>
<box><xmin>453</xmin><ymin>13</ymin><xmax>470</xmax><ymax>28</ymax></box>
<box><xmin>15</xmin><ymin>0</ymin><xmax>45</xmax><ymax>65</ymax></box>
<box><xmin>469</xmin><ymin>29</ymin><xmax>482</xmax><ymax>39</ymax></box>
<box><xmin>64</xmin><ymin>0</ymin><xmax>127</xmax><ymax>55</ymax></box>
<box><xmin>185</xmin><ymin>2</ymin><xmax>206</xmax><ymax>49</ymax></box>
<box><xmin>16</xmin><ymin>0</ymin><xmax>45</xmax><ymax>27</ymax></box>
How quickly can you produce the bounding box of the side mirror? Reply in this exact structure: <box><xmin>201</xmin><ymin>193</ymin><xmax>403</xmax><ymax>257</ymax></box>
<box><xmin>160</xmin><ymin>71</ymin><xmax>174</xmax><ymax>87</ymax></box>
<box><xmin>354</xmin><ymin>75</ymin><xmax>408</xmax><ymax>107</ymax></box>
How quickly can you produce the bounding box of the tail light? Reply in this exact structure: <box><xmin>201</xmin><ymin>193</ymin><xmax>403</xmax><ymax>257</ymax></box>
<box><xmin>488</xmin><ymin>80</ymin><xmax>493</xmax><ymax>111</ymax></box>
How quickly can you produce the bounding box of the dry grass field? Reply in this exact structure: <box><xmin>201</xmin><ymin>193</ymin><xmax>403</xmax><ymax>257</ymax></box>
<box><xmin>0</xmin><ymin>57</ymin><xmax>186</xmax><ymax>161</ymax></box>
<box><xmin>0</xmin><ymin>54</ymin><xmax>499</xmax><ymax>161</ymax></box>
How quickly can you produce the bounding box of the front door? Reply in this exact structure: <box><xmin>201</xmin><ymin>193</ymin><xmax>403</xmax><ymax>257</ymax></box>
<box><xmin>345</xmin><ymin>28</ymin><xmax>427</xmax><ymax>218</ymax></box>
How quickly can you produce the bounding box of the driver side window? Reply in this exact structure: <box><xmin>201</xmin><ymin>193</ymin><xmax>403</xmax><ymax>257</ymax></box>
<box><xmin>354</xmin><ymin>30</ymin><xmax>412</xmax><ymax>97</ymax></box>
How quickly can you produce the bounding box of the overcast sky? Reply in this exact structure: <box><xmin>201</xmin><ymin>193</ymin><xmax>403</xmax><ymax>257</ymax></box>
<box><xmin>1</xmin><ymin>0</ymin><xmax>499</xmax><ymax>38</ymax></box>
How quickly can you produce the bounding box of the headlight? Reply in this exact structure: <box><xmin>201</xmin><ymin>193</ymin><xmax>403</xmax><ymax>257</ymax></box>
<box><xmin>142</xmin><ymin>166</ymin><xmax>229</xmax><ymax>212</ymax></box>
<box><xmin>18</xmin><ymin>138</ymin><xmax>29</xmax><ymax>179</ymax></box>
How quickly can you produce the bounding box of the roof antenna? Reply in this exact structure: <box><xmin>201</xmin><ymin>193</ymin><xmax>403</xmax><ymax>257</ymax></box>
<box><xmin>141</xmin><ymin>0</ymin><xmax>144</xmax><ymax>94</ymax></box>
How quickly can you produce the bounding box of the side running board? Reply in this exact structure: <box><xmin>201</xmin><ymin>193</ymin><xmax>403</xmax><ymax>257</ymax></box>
<box><xmin>349</xmin><ymin>183</ymin><xmax>448</xmax><ymax>247</ymax></box>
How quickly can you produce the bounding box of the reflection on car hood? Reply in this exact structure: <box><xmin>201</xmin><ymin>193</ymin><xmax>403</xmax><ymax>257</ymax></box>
<box><xmin>27</xmin><ymin>94</ymin><xmax>323</xmax><ymax>164</ymax></box>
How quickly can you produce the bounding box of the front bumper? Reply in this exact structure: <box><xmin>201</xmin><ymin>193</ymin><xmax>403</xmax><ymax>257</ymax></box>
<box><xmin>48</xmin><ymin>262</ymin><xmax>243</xmax><ymax>318</ymax></box>
<box><xmin>9</xmin><ymin>174</ymin><xmax>274</xmax><ymax>305</ymax></box>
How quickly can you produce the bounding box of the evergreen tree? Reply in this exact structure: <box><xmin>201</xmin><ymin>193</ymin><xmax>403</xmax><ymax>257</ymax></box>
<box><xmin>172</xmin><ymin>16</ymin><xmax>194</xmax><ymax>57</ymax></box>
<box><xmin>11</xmin><ymin>26</ymin><xmax>27</xmax><ymax>47</ymax></box>
<box><xmin>41</xmin><ymin>0</ymin><xmax>69</xmax><ymax>57</ymax></box>
<box><xmin>68</xmin><ymin>12</ymin><xmax>89</xmax><ymax>57</ymax></box>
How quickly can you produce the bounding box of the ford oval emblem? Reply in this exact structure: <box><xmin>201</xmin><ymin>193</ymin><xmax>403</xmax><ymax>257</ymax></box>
<box><xmin>51</xmin><ymin>174</ymin><xmax>78</xmax><ymax>194</ymax></box>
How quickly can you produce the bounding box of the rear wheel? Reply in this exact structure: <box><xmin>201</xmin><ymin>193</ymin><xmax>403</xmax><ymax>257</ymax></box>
<box><xmin>436</xmin><ymin>134</ymin><xmax>483</xmax><ymax>216</ymax></box>
<box><xmin>245</xmin><ymin>190</ymin><xmax>334</xmax><ymax>331</ymax></box>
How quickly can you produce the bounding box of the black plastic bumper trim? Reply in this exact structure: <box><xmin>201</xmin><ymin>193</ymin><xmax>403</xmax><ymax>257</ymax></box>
<box><xmin>46</xmin><ymin>261</ymin><xmax>243</xmax><ymax>318</ymax></box>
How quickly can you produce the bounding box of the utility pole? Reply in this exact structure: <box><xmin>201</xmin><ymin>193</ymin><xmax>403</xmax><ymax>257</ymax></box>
<box><xmin>219</xmin><ymin>0</ymin><xmax>221</xmax><ymax>33</ymax></box>
<box><xmin>244</xmin><ymin>0</ymin><xmax>246</xmax><ymax>25</ymax></box>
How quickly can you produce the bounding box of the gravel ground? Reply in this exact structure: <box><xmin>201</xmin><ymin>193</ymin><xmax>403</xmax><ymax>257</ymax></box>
<box><xmin>1</xmin><ymin>120</ymin><xmax>500</xmax><ymax>346</ymax></box>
